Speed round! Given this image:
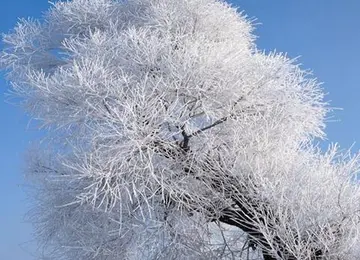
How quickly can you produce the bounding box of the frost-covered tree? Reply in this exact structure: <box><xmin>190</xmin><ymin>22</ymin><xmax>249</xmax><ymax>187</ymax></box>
<box><xmin>2</xmin><ymin>0</ymin><xmax>360</xmax><ymax>259</ymax></box>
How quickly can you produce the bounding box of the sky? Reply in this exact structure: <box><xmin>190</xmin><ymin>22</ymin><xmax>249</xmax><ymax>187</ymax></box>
<box><xmin>0</xmin><ymin>1</ymin><xmax>359</xmax><ymax>259</ymax></box>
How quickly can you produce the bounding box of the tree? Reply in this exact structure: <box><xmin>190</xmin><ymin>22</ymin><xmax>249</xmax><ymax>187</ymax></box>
<box><xmin>2</xmin><ymin>0</ymin><xmax>360</xmax><ymax>259</ymax></box>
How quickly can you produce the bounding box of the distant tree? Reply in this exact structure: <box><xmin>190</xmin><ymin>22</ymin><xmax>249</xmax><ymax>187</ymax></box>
<box><xmin>2</xmin><ymin>0</ymin><xmax>360</xmax><ymax>259</ymax></box>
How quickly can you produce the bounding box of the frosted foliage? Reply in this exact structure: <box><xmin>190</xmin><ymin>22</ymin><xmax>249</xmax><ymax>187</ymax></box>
<box><xmin>2</xmin><ymin>0</ymin><xmax>360</xmax><ymax>259</ymax></box>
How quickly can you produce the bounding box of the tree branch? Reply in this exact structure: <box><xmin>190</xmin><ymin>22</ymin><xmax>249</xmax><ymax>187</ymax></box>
<box><xmin>189</xmin><ymin>116</ymin><xmax>229</xmax><ymax>137</ymax></box>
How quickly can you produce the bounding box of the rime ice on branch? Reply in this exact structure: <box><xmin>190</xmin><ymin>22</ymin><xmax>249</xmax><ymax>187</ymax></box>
<box><xmin>2</xmin><ymin>0</ymin><xmax>360</xmax><ymax>259</ymax></box>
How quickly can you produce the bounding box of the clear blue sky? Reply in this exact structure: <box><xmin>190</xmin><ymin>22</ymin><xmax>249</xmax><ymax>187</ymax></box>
<box><xmin>0</xmin><ymin>1</ymin><xmax>359</xmax><ymax>259</ymax></box>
